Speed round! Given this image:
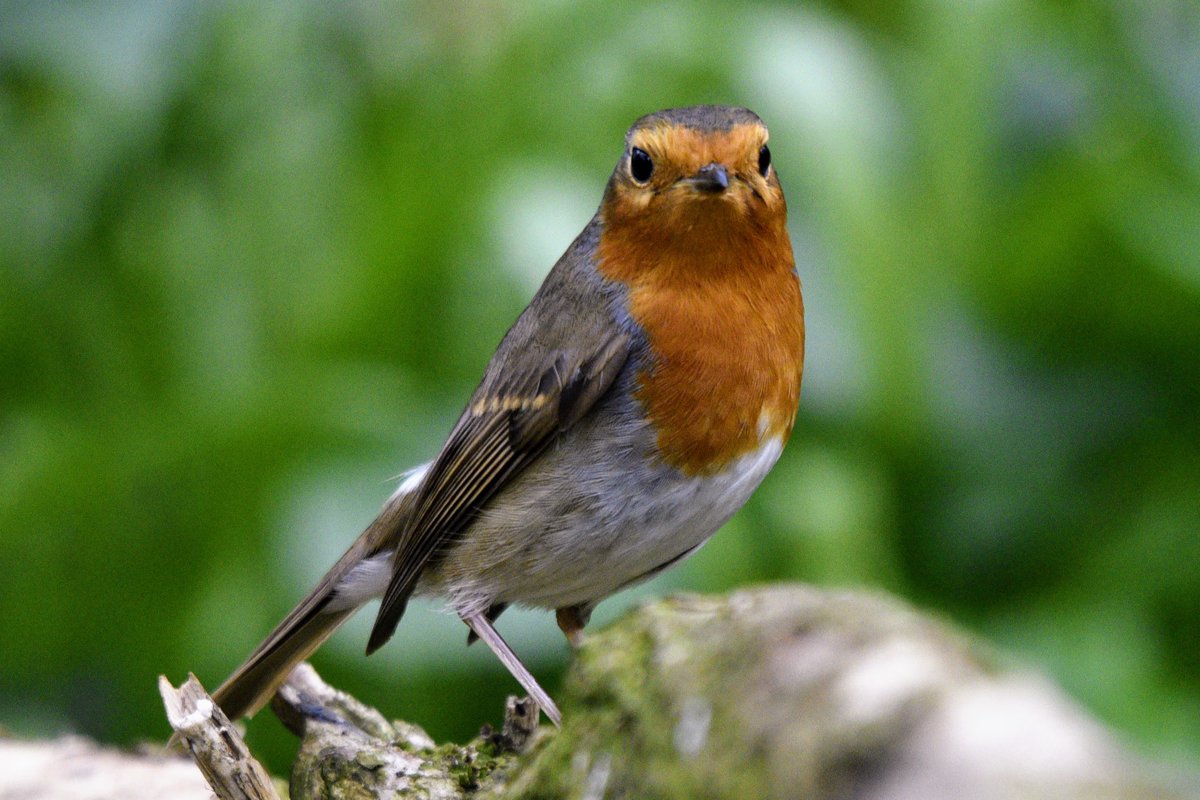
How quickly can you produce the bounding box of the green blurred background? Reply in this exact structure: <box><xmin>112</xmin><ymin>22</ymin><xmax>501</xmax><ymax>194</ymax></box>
<box><xmin>2</xmin><ymin>0</ymin><xmax>1198</xmax><ymax>774</ymax></box>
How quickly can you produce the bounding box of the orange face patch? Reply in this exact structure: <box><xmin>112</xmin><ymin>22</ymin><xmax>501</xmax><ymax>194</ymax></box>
<box><xmin>609</xmin><ymin>123</ymin><xmax>784</xmax><ymax>222</ymax></box>
<box><xmin>635</xmin><ymin>123</ymin><xmax>764</xmax><ymax>176</ymax></box>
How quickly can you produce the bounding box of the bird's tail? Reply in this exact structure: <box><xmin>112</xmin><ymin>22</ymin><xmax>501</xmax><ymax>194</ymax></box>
<box><xmin>166</xmin><ymin>578</ymin><xmax>355</xmax><ymax>750</ymax></box>
<box><xmin>207</xmin><ymin>525</ymin><xmax>383</xmax><ymax>722</ymax></box>
<box><xmin>211</xmin><ymin>600</ymin><xmax>354</xmax><ymax>722</ymax></box>
<box><xmin>201</xmin><ymin>468</ymin><xmax>427</xmax><ymax>724</ymax></box>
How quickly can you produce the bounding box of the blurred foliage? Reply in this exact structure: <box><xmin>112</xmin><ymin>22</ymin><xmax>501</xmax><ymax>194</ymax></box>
<box><xmin>1</xmin><ymin>0</ymin><xmax>1198</xmax><ymax>774</ymax></box>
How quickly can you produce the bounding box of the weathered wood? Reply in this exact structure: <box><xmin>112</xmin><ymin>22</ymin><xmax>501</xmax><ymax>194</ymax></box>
<box><xmin>274</xmin><ymin>663</ymin><xmax>540</xmax><ymax>799</ymax></box>
<box><xmin>159</xmin><ymin>673</ymin><xmax>282</xmax><ymax>800</ymax></box>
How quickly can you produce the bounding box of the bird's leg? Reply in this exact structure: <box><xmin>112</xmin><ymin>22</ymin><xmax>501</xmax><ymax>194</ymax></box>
<box><xmin>466</xmin><ymin>602</ymin><xmax>508</xmax><ymax>646</ymax></box>
<box><xmin>555</xmin><ymin>605</ymin><xmax>592</xmax><ymax>649</ymax></box>
<box><xmin>462</xmin><ymin>611</ymin><xmax>562</xmax><ymax>727</ymax></box>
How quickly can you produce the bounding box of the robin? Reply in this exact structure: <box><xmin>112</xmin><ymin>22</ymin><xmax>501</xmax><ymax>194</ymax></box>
<box><xmin>205</xmin><ymin>105</ymin><xmax>804</xmax><ymax>728</ymax></box>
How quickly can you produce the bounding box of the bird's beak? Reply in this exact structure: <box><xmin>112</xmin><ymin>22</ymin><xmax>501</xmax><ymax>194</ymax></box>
<box><xmin>682</xmin><ymin>163</ymin><xmax>729</xmax><ymax>193</ymax></box>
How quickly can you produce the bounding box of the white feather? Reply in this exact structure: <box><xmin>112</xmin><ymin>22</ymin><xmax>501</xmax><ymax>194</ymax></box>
<box><xmin>326</xmin><ymin>462</ymin><xmax>430</xmax><ymax>612</ymax></box>
<box><xmin>327</xmin><ymin>552</ymin><xmax>393</xmax><ymax>611</ymax></box>
<box><xmin>390</xmin><ymin>461</ymin><xmax>431</xmax><ymax>501</ymax></box>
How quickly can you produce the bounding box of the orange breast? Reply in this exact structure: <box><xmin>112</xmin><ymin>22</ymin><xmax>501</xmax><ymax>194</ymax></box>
<box><xmin>597</xmin><ymin>206</ymin><xmax>804</xmax><ymax>475</ymax></box>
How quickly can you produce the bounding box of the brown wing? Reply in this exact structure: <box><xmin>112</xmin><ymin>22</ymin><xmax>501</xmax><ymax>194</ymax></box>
<box><xmin>365</xmin><ymin>328</ymin><xmax>630</xmax><ymax>653</ymax></box>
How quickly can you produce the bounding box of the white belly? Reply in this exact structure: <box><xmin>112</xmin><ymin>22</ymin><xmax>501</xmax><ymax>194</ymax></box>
<box><xmin>331</xmin><ymin>434</ymin><xmax>786</xmax><ymax>618</ymax></box>
<box><xmin>432</xmin><ymin>436</ymin><xmax>785</xmax><ymax>615</ymax></box>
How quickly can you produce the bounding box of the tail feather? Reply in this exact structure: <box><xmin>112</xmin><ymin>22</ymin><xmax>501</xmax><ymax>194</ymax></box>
<box><xmin>204</xmin><ymin>470</ymin><xmax>426</xmax><ymax>722</ymax></box>
<box><xmin>212</xmin><ymin>603</ymin><xmax>353</xmax><ymax>721</ymax></box>
<box><xmin>208</xmin><ymin>534</ymin><xmax>373</xmax><ymax>721</ymax></box>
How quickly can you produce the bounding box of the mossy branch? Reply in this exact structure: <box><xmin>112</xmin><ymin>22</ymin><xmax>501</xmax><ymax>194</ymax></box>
<box><xmin>9</xmin><ymin>586</ymin><xmax>1197</xmax><ymax>800</ymax></box>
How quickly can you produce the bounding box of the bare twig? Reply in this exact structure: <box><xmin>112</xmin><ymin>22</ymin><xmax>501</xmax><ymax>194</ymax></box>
<box><xmin>158</xmin><ymin>673</ymin><xmax>281</xmax><ymax>800</ymax></box>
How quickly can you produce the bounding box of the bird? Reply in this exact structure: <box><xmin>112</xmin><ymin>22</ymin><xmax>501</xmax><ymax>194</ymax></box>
<box><xmin>204</xmin><ymin>104</ymin><xmax>804</xmax><ymax>729</ymax></box>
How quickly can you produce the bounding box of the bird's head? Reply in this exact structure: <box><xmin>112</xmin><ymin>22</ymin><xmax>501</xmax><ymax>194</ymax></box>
<box><xmin>600</xmin><ymin>105</ymin><xmax>786</xmax><ymax>237</ymax></box>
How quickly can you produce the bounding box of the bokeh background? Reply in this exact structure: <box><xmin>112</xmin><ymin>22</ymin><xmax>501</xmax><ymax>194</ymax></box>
<box><xmin>2</xmin><ymin>0</ymin><xmax>1197</xmax><ymax>775</ymax></box>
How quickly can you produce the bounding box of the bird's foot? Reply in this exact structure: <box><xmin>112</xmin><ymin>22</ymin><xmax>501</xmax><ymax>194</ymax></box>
<box><xmin>555</xmin><ymin>605</ymin><xmax>592</xmax><ymax>649</ymax></box>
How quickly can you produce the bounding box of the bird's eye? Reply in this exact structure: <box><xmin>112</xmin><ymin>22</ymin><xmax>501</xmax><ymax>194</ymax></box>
<box><xmin>630</xmin><ymin>147</ymin><xmax>654</xmax><ymax>183</ymax></box>
<box><xmin>758</xmin><ymin>145</ymin><xmax>771</xmax><ymax>177</ymax></box>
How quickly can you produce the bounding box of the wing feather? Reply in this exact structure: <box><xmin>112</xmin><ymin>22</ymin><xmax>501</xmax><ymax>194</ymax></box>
<box><xmin>366</xmin><ymin>328</ymin><xmax>630</xmax><ymax>653</ymax></box>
